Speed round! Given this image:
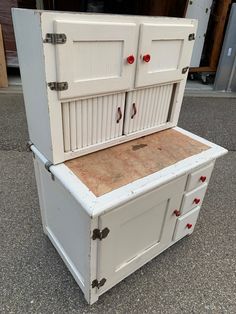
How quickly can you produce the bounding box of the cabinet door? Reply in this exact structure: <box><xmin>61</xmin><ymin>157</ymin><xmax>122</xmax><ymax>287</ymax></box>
<box><xmin>54</xmin><ymin>20</ymin><xmax>137</xmax><ymax>99</ymax></box>
<box><xmin>135</xmin><ymin>23</ymin><xmax>196</xmax><ymax>88</ymax></box>
<box><xmin>61</xmin><ymin>93</ymin><xmax>125</xmax><ymax>153</ymax></box>
<box><xmin>124</xmin><ymin>84</ymin><xmax>174</xmax><ymax>135</ymax></box>
<box><xmin>96</xmin><ymin>175</ymin><xmax>186</xmax><ymax>294</ymax></box>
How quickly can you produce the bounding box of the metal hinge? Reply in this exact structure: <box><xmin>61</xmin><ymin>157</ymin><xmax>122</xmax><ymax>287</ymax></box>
<box><xmin>92</xmin><ymin>278</ymin><xmax>106</xmax><ymax>289</ymax></box>
<box><xmin>188</xmin><ymin>33</ymin><xmax>195</xmax><ymax>41</ymax></box>
<box><xmin>48</xmin><ymin>82</ymin><xmax>68</xmax><ymax>91</ymax></box>
<box><xmin>43</xmin><ymin>33</ymin><xmax>67</xmax><ymax>44</ymax></box>
<box><xmin>182</xmin><ymin>66</ymin><xmax>189</xmax><ymax>74</ymax></box>
<box><xmin>92</xmin><ymin>228</ymin><xmax>110</xmax><ymax>240</ymax></box>
<box><xmin>45</xmin><ymin>161</ymin><xmax>55</xmax><ymax>181</ymax></box>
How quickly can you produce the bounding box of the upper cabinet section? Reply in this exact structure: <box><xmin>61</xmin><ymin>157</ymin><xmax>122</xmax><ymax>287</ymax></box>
<box><xmin>54</xmin><ymin>20</ymin><xmax>137</xmax><ymax>99</ymax></box>
<box><xmin>135</xmin><ymin>23</ymin><xmax>196</xmax><ymax>87</ymax></box>
<box><xmin>41</xmin><ymin>13</ymin><xmax>197</xmax><ymax>100</ymax></box>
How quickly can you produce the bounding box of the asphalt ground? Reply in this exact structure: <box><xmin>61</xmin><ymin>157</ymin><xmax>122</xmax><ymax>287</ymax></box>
<box><xmin>0</xmin><ymin>93</ymin><xmax>235</xmax><ymax>313</ymax></box>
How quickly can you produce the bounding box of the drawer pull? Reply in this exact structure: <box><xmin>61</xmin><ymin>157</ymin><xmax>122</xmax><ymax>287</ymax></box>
<box><xmin>131</xmin><ymin>103</ymin><xmax>137</xmax><ymax>119</ymax></box>
<box><xmin>193</xmin><ymin>198</ymin><xmax>201</xmax><ymax>204</ymax></box>
<box><xmin>143</xmin><ymin>54</ymin><xmax>151</xmax><ymax>63</ymax></box>
<box><xmin>200</xmin><ymin>176</ymin><xmax>207</xmax><ymax>182</ymax></box>
<box><xmin>116</xmin><ymin>107</ymin><xmax>122</xmax><ymax>123</ymax></box>
<box><xmin>127</xmin><ymin>55</ymin><xmax>135</xmax><ymax>64</ymax></box>
<box><xmin>173</xmin><ymin>210</ymin><xmax>181</xmax><ymax>217</ymax></box>
<box><xmin>186</xmin><ymin>223</ymin><xmax>193</xmax><ymax>229</ymax></box>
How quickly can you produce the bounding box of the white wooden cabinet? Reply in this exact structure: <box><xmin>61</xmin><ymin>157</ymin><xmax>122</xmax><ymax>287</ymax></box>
<box><xmin>31</xmin><ymin>127</ymin><xmax>227</xmax><ymax>304</ymax></box>
<box><xmin>12</xmin><ymin>9</ymin><xmax>227</xmax><ymax>306</ymax></box>
<box><xmin>13</xmin><ymin>9</ymin><xmax>197</xmax><ymax>164</ymax></box>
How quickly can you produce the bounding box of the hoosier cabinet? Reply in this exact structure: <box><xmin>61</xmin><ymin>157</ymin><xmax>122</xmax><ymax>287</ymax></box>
<box><xmin>12</xmin><ymin>9</ymin><xmax>227</xmax><ymax>304</ymax></box>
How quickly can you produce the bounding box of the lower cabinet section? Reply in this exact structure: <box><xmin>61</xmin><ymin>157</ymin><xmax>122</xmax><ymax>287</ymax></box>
<box><xmin>33</xmin><ymin>146</ymin><xmax>219</xmax><ymax>304</ymax></box>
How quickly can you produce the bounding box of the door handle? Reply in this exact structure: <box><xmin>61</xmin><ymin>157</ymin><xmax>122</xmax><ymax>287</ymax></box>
<box><xmin>131</xmin><ymin>103</ymin><xmax>137</xmax><ymax>119</ymax></box>
<box><xmin>116</xmin><ymin>107</ymin><xmax>122</xmax><ymax>123</ymax></box>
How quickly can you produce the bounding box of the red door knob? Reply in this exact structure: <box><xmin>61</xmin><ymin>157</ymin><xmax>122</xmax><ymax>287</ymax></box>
<box><xmin>194</xmin><ymin>198</ymin><xmax>201</xmax><ymax>204</ymax></box>
<box><xmin>173</xmin><ymin>210</ymin><xmax>181</xmax><ymax>217</ymax></box>
<box><xmin>143</xmin><ymin>54</ymin><xmax>151</xmax><ymax>62</ymax></box>
<box><xmin>186</xmin><ymin>223</ymin><xmax>192</xmax><ymax>229</ymax></box>
<box><xmin>200</xmin><ymin>176</ymin><xmax>207</xmax><ymax>182</ymax></box>
<box><xmin>127</xmin><ymin>55</ymin><xmax>135</xmax><ymax>64</ymax></box>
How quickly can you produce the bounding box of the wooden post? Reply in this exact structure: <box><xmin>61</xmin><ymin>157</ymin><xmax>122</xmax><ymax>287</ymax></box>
<box><xmin>0</xmin><ymin>24</ymin><xmax>8</xmax><ymax>88</ymax></box>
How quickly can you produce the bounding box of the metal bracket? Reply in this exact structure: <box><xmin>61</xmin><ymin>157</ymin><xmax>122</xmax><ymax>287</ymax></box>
<box><xmin>48</xmin><ymin>82</ymin><xmax>68</xmax><ymax>91</ymax></box>
<box><xmin>188</xmin><ymin>33</ymin><xmax>195</xmax><ymax>41</ymax></box>
<box><xmin>92</xmin><ymin>228</ymin><xmax>110</xmax><ymax>240</ymax></box>
<box><xmin>92</xmin><ymin>278</ymin><xmax>106</xmax><ymax>289</ymax></box>
<box><xmin>45</xmin><ymin>161</ymin><xmax>55</xmax><ymax>181</ymax></box>
<box><xmin>182</xmin><ymin>67</ymin><xmax>189</xmax><ymax>74</ymax></box>
<box><xmin>43</xmin><ymin>33</ymin><xmax>66</xmax><ymax>44</ymax></box>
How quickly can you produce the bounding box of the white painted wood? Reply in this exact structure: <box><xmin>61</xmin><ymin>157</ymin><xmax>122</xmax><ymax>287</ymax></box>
<box><xmin>135</xmin><ymin>21</ymin><xmax>197</xmax><ymax>87</ymax></box>
<box><xmin>13</xmin><ymin>9</ymin><xmax>197</xmax><ymax>163</ymax></box>
<box><xmin>173</xmin><ymin>206</ymin><xmax>201</xmax><ymax>241</ymax></box>
<box><xmin>12</xmin><ymin>9</ymin><xmax>54</xmax><ymax>162</ymax></box>
<box><xmin>181</xmin><ymin>183</ymin><xmax>207</xmax><ymax>215</ymax></box>
<box><xmin>54</xmin><ymin>20</ymin><xmax>137</xmax><ymax>99</ymax></box>
<box><xmin>124</xmin><ymin>84</ymin><xmax>174</xmax><ymax>135</ymax></box>
<box><xmin>186</xmin><ymin>162</ymin><xmax>214</xmax><ymax>192</ymax></box>
<box><xmin>185</xmin><ymin>0</ymin><xmax>213</xmax><ymax>67</ymax></box>
<box><xmin>97</xmin><ymin>175</ymin><xmax>186</xmax><ymax>293</ymax></box>
<box><xmin>31</xmin><ymin>126</ymin><xmax>227</xmax><ymax>304</ymax></box>
<box><xmin>61</xmin><ymin>93</ymin><xmax>125</xmax><ymax>152</ymax></box>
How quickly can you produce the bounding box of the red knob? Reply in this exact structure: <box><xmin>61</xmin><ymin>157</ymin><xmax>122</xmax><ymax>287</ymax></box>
<box><xmin>173</xmin><ymin>210</ymin><xmax>181</xmax><ymax>217</ymax></box>
<box><xmin>200</xmin><ymin>176</ymin><xmax>207</xmax><ymax>182</ymax></box>
<box><xmin>194</xmin><ymin>198</ymin><xmax>201</xmax><ymax>204</ymax></box>
<box><xmin>186</xmin><ymin>223</ymin><xmax>192</xmax><ymax>229</ymax></box>
<box><xmin>127</xmin><ymin>55</ymin><xmax>135</xmax><ymax>64</ymax></box>
<box><xmin>143</xmin><ymin>54</ymin><xmax>151</xmax><ymax>62</ymax></box>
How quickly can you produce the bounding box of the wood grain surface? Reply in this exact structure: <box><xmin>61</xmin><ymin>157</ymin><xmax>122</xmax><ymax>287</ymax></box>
<box><xmin>65</xmin><ymin>129</ymin><xmax>209</xmax><ymax>196</ymax></box>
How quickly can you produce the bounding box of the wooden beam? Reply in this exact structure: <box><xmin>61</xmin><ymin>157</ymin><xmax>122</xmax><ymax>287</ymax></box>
<box><xmin>189</xmin><ymin>66</ymin><xmax>216</xmax><ymax>73</ymax></box>
<box><xmin>0</xmin><ymin>24</ymin><xmax>8</xmax><ymax>88</ymax></box>
<box><xmin>209</xmin><ymin>0</ymin><xmax>232</xmax><ymax>70</ymax></box>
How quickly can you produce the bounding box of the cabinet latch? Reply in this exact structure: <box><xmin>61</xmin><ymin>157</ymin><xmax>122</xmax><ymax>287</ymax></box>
<box><xmin>48</xmin><ymin>82</ymin><xmax>68</xmax><ymax>91</ymax></box>
<box><xmin>92</xmin><ymin>228</ymin><xmax>110</xmax><ymax>240</ymax></box>
<box><xmin>43</xmin><ymin>33</ymin><xmax>67</xmax><ymax>44</ymax></box>
<box><xmin>92</xmin><ymin>278</ymin><xmax>106</xmax><ymax>289</ymax></box>
<box><xmin>188</xmin><ymin>33</ymin><xmax>195</xmax><ymax>41</ymax></box>
<box><xmin>182</xmin><ymin>67</ymin><xmax>189</xmax><ymax>74</ymax></box>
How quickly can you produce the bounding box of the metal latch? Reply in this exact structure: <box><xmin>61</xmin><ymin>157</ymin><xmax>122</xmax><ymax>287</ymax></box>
<box><xmin>92</xmin><ymin>278</ymin><xmax>106</xmax><ymax>289</ymax></box>
<box><xmin>188</xmin><ymin>33</ymin><xmax>195</xmax><ymax>41</ymax></box>
<box><xmin>92</xmin><ymin>228</ymin><xmax>110</xmax><ymax>240</ymax></box>
<box><xmin>43</xmin><ymin>33</ymin><xmax>67</xmax><ymax>44</ymax></box>
<box><xmin>182</xmin><ymin>67</ymin><xmax>189</xmax><ymax>74</ymax></box>
<box><xmin>48</xmin><ymin>82</ymin><xmax>68</xmax><ymax>91</ymax></box>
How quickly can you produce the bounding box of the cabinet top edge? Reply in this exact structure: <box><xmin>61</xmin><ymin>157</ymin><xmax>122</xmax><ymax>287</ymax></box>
<box><xmin>12</xmin><ymin>8</ymin><xmax>197</xmax><ymax>25</ymax></box>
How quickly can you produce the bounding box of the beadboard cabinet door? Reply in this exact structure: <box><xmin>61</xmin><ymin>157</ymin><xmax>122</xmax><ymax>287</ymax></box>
<box><xmin>124</xmin><ymin>84</ymin><xmax>174</xmax><ymax>135</ymax></box>
<box><xmin>96</xmin><ymin>175</ymin><xmax>186</xmax><ymax>294</ymax></box>
<box><xmin>135</xmin><ymin>23</ymin><xmax>196</xmax><ymax>88</ymax></box>
<box><xmin>54</xmin><ymin>20</ymin><xmax>137</xmax><ymax>99</ymax></box>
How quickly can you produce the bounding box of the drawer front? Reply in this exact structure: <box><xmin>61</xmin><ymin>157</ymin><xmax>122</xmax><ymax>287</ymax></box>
<box><xmin>173</xmin><ymin>206</ymin><xmax>200</xmax><ymax>242</ymax></box>
<box><xmin>186</xmin><ymin>162</ymin><xmax>214</xmax><ymax>192</ymax></box>
<box><xmin>181</xmin><ymin>183</ymin><xmax>207</xmax><ymax>215</ymax></box>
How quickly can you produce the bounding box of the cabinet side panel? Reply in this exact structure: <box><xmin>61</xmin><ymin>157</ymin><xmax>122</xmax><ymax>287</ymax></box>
<box><xmin>12</xmin><ymin>9</ymin><xmax>53</xmax><ymax>161</ymax></box>
<box><xmin>35</xmin><ymin>158</ymin><xmax>91</xmax><ymax>295</ymax></box>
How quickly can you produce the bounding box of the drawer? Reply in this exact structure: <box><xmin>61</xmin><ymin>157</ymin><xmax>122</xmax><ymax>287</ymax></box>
<box><xmin>181</xmin><ymin>183</ymin><xmax>207</xmax><ymax>215</ymax></box>
<box><xmin>186</xmin><ymin>162</ymin><xmax>214</xmax><ymax>192</ymax></box>
<box><xmin>173</xmin><ymin>206</ymin><xmax>200</xmax><ymax>242</ymax></box>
